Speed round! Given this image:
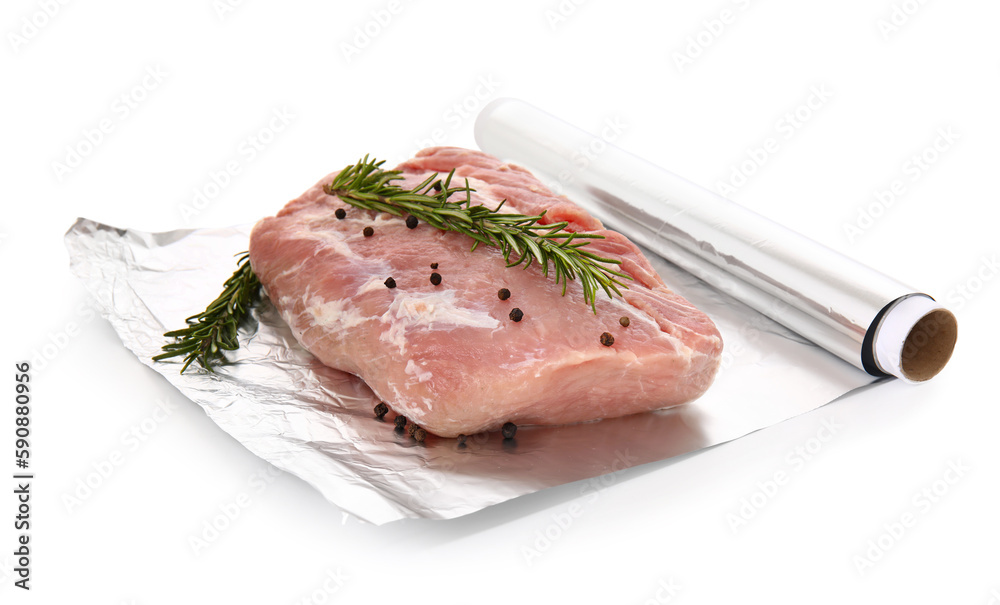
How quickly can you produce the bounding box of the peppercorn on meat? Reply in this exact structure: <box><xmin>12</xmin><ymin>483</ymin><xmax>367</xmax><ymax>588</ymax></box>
<box><xmin>248</xmin><ymin>147</ymin><xmax>722</xmax><ymax>438</ymax></box>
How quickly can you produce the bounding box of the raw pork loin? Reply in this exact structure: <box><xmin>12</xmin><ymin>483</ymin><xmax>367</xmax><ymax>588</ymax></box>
<box><xmin>249</xmin><ymin>147</ymin><xmax>722</xmax><ymax>437</ymax></box>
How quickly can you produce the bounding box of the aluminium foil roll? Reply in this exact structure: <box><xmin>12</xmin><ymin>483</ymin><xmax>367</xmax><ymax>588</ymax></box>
<box><xmin>474</xmin><ymin>98</ymin><xmax>957</xmax><ymax>382</ymax></box>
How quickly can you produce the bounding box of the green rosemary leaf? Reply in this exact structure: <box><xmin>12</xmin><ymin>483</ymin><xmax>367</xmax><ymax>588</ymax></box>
<box><xmin>435</xmin><ymin>208</ymin><xmax>476</xmax><ymax>223</ymax></box>
<box><xmin>499</xmin><ymin>230</ymin><xmax>522</xmax><ymax>259</ymax></box>
<box><xmin>153</xmin><ymin>252</ymin><xmax>260</xmax><ymax>373</ymax></box>
<box><xmin>411</xmin><ymin>173</ymin><xmax>438</xmax><ymax>192</ymax></box>
<box><xmin>522</xmin><ymin>237</ymin><xmax>545</xmax><ymax>271</ymax></box>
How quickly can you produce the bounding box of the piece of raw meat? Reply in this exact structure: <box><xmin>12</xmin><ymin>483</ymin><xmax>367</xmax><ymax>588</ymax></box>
<box><xmin>248</xmin><ymin>147</ymin><xmax>722</xmax><ymax>437</ymax></box>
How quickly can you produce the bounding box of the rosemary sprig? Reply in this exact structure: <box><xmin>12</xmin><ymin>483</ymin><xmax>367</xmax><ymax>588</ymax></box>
<box><xmin>153</xmin><ymin>252</ymin><xmax>260</xmax><ymax>373</ymax></box>
<box><xmin>324</xmin><ymin>155</ymin><xmax>631</xmax><ymax>310</ymax></box>
<box><xmin>156</xmin><ymin>154</ymin><xmax>632</xmax><ymax>373</ymax></box>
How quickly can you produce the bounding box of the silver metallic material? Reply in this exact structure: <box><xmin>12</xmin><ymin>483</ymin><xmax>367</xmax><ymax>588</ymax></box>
<box><xmin>65</xmin><ymin>201</ymin><xmax>873</xmax><ymax>523</ymax></box>
<box><xmin>475</xmin><ymin>98</ymin><xmax>956</xmax><ymax>382</ymax></box>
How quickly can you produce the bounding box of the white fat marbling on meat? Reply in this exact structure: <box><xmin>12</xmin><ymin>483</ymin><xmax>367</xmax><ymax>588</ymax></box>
<box><xmin>404</xmin><ymin>359</ymin><xmax>433</xmax><ymax>383</ymax></box>
<box><xmin>383</xmin><ymin>380</ymin><xmax>434</xmax><ymax>413</ymax></box>
<box><xmin>380</xmin><ymin>289</ymin><xmax>500</xmax><ymax>354</ymax></box>
<box><xmin>273</xmin><ymin>258</ymin><xmax>309</xmax><ymax>281</ymax></box>
<box><xmin>371</xmin><ymin>212</ymin><xmax>406</xmax><ymax>226</ymax></box>
<box><xmin>356</xmin><ymin>275</ymin><xmax>389</xmax><ymax>295</ymax></box>
<box><xmin>289</xmin><ymin>222</ymin><xmax>360</xmax><ymax>260</ymax></box>
<box><xmin>305</xmin><ymin>296</ymin><xmax>368</xmax><ymax>330</ymax></box>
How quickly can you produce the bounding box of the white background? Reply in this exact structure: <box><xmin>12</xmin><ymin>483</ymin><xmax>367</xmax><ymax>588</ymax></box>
<box><xmin>2</xmin><ymin>0</ymin><xmax>998</xmax><ymax>603</ymax></box>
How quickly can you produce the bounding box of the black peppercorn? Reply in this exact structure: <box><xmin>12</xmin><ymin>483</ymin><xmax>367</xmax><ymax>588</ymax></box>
<box><xmin>363</xmin><ymin>226</ymin><xmax>374</xmax><ymax>237</ymax></box>
<box><xmin>374</xmin><ymin>402</ymin><xmax>388</xmax><ymax>419</ymax></box>
<box><xmin>430</xmin><ymin>272</ymin><xmax>442</xmax><ymax>286</ymax></box>
<box><xmin>501</xmin><ymin>422</ymin><xmax>517</xmax><ymax>439</ymax></box>
<box><xmin>497</xmin><ymin>288</ymin><xmax>511</xmax><ymax>301</ymax></box>
<box><xmin>457</xmin><ymin>434</ymin><xmax>467</xmax><ymax>446</ymax></box>
<box><xmin>384</xmin><ymin>277</ymin><xmax>396</xmax><ymax>289</ymax></box>
<box><xmin>394</xmin><ymin>415</ymin><xmax>407</xmax><ymax>429</ymax></box>
<box><xmin>430</xmin><ymin>263</ymin><xmax>438</xmax><ymax>269</ymax></box>
<box><xmin>413</xmin><ymin>428</ymin><xmax>427</xmax><ymax>442</ymax></box>
<box><xmin>405</xmin><ymin>215</ymin><xmax>418</xmax><ymax>229</ymax></box>
<box><xmin>600</xmin><ymin>332</ymin><xmax>615</xmax><ymax>346</ymax></box>
<box><xmin>335</xmin><ymin>208</ymin><xmax>346</xmax><ymax>219</ymax></box>
<box><xmin>619</xmin><ymin>317</ymin><xmax>630</xmax><ymax>327</ymax></box>
<box><xmin>509</xmin><ymin>308</ymin><xmax>523</xmax><ymax>322</ymax></box>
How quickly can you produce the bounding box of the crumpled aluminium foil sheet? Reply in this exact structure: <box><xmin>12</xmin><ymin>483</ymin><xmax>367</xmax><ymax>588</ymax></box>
<box><xmin>65</xmin><ymin>217</ymin><xmax>876</xmax><ymax>525</ymax></box>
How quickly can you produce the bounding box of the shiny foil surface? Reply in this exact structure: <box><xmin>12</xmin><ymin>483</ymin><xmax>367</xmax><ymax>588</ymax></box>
<box><xmin>474</xmin><ymin>99</ymin><xmax>935</xmax><ymax>377</ymax></box>
<box><xmin>65</xmin><ymin>217</ymin><xmax>875</xmax><ymax>525</ymax></box>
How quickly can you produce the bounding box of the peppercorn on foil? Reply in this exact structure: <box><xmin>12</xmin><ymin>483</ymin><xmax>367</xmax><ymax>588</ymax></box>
<box><xmin>65</xmin><ymin>217</ymin><xmax>874</xmax><ymax>525</ymax></box>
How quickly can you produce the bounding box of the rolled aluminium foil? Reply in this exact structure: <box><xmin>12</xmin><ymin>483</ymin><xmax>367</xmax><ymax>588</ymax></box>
<box><xmin>475</xmin><ymin>98</ymin><xmax>957</xmax><ymax>383</ymax></box>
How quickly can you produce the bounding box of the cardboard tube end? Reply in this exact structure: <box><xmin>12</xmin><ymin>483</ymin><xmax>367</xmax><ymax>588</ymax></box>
<box><xmin>875</xmin><ymin>296</ymin><xmax>957</xmax><ymax>383</ymax></box>
<box><xmin>899</xmin><ymin>308</ymin><xmax>958</xmax><ymax>382</ymax></box>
